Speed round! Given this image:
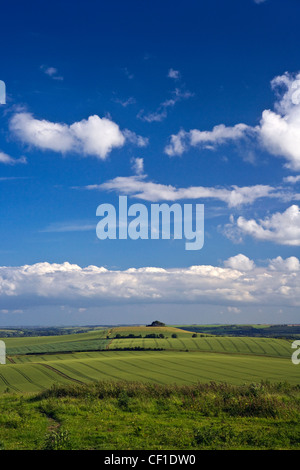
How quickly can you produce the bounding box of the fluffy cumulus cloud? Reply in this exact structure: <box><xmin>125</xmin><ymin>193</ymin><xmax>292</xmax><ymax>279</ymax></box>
<box><xmin>86</xmin><ymin>173</ymin><xmax>296</xmax><ymax>207</ymax></box>
<box><xmin>223</xmin><ymin>254</ymin><xmax>255</xmax><ymax>271</ymax></box>
<box><xmin>268</xmin><ymin>256</ymin><xmax>300</xmax><ymax>272</ymax></box>
<box><xmin>165</xmin><ymin>71</ymin><xmax>300</xmax><ymax>170</ymax></box>
<box><xmin>259</xmin><ymin>72</ymin><xmax>300</xmax><ymax>170</ymax></box>
<box><xmin>10</xmin><ymin>112</ymin><xmax>147</xmax><ymax>160</ymax></box>
<box><xmin>0</xmin><ymin>257</ymin><xmax>299</xmax><ymax>311</ymax></box>
<box><xmin>165</xmin><ymin>124</ymin><xmax>253</xmax><ymax>156</ymax></box>
<box><xmin>226</xmin><ymin>205</ymin><xmax>300</xmax><ymax>245</ymax></box>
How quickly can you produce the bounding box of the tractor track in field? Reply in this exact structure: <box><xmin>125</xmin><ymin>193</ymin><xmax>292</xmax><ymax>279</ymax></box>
<box><xmin>6</xmin><ymin>356</ymin><xmax>15</xmax><ymax>363</ymax></box>
<box><xmin>37</xmin><ymin>363</ymin><xmax>85</xmax><ymax>385</ymax></box>
<box><xmin>0</xmin><ymin>372</ymin><xmax>20</xmax><ymax>392</ymax></box>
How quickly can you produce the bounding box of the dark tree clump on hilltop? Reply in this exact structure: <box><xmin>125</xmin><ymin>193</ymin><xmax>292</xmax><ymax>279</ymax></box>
<box><xmin>147</xmin><ymin>320</ymin><xmax>166</xmax><ymax>327</ymax></box>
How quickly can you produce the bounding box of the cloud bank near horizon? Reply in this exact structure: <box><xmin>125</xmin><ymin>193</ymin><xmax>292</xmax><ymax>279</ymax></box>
<box><xmin>0</xmin><ymin>255</ymin><xmax>299</xmax><ymax>313</ymax></box>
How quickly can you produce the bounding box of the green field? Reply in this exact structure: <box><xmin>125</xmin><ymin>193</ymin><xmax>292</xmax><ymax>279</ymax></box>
<box><xmin>0</xmin><ymin>350</ymin><xmax>299</xmax><ymax>394</ymax></box>
<box><xmin>0</xmin><ymin>325</ymin><xmax>299</xmax><ymax>450</ymax></box>
<box><xmin>0</xmin><ymin>325</ymin><xmax>298</xmax><ymax>394</ymax></box>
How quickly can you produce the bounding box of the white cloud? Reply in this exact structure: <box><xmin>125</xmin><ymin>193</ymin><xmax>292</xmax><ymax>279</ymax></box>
<box><xmin>168</xmin><ymin>68</ymin><xmax>181</xmax><ymax>80</ymax></box>
<box><xmin>70</xmin><ymin>115</ymin><xmax>125</xmax><ymax>158</ymax></box>
<box><xmin>268</xmin><ymin>256</ymin><xmax>300</xmax><ymax>272</ymax></box>
<box><xmin>86</xmin><ymin>173</ymin><xmax>293</xmax><ymax>207</ymax></box>
<box><xmin>0</xmin><ymin>258</ymin><xmax>299</xmax><ymax>310</ymax></box>
<box><xmin>165</xmin><ymin>123</ymin><xmax>254</xmax><ymax>156</ymax></box>
<box><xmin>224</xmin><ymin>254</ymin><xmax>255</xmax><ymax>271</ymax></box>
<box><xmin>10</xmin><ymin>112</ymin><xmax>147</xmax><ymax>160</ymax></box>
<box><xmin>114</xmin><ymin>96</ymin><xmax>136</xmax><ymax>107</ymax></box>
<box><xmin>227</xmin><ymin>306</ymin><xmax>241</xmax><ymax>314</ymax></box>
<box><xmin>131</xmin><ymin>157</ymin><xmax>144</xmax><ymax>176</ymax></box>
<box><xmin>0</xmin><ymin>151</ymin><xmax>27</xmax><ymax>165</ymax></box>
<box><xmin>227</xmin><ymin>205</ymin><xmax>300</xmax><ymax>245</ymax></box>
<box><xmin>122</xmin><ymin>129</ymin><xmax>149</xmax><ymax>148</ymax></box>
<box><xmin>164</xmin><ymin>130</ymin><xmax>188</xmax><ymax>156</ymax></box>
<box><xmin>283</xmin><ymin>175</ymin><xmax>300</xmax><ymax>184</ymax></box>
<box><xmin>40</xmin><ymin>221</ymin><xmax>95</xmax><ymax>233</ymax></box>
<box><xmin>137</xmin><ymin>109</ymin><xmax>167</xmax><ymax>123</ymax></box>
<box><xmin>40</xmin><ymin>65</ymin><xmax>63</xmax><ymax>81</ymax></box>
<box><xmin>138</xmin><ymin>88</ymin><xmax>194</xmax><ymax>123</ymax></box>
<box><xmin>164</xmin><ymin>71</ymin><xmax>300</xmax><ymax>170</ymax></box>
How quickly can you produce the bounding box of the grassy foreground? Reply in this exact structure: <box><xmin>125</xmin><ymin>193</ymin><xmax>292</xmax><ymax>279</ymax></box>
<box><xmin>0</xmin><ymin>380</ymin><xmax>299</xmax><ymax>450</ymax></box>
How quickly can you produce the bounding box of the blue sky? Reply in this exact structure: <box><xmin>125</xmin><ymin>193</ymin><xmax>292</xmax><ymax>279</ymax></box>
<box><xmin>0</xmin><ymin>0</ymin><xmax>300</xmax><ymax>326</ymax></box>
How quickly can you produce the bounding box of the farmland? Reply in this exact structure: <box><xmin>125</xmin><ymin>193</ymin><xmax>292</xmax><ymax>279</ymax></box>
<box><xmin>0</xmin><ymin>325</ymin><xmax>298</xmax><ymax>393</ymax></box>
<box><xmin>0</xmin><ymin>324</ymin><xmax>299</xmax><ymax>450</ymax></box>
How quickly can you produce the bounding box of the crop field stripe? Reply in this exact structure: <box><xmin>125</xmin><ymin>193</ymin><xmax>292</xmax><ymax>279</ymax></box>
<box><xmin>191</xmin><ymin>339</ymin><xmax>201</xmax><ymax>350</ymax></box>
<box><xmin>117</xmin><ymin>356</ymin><xmax>196</xmax><ymax>384</ymax></box>
<box><xmin>137</xmin><ymin>356</ymin><xmax>218</xmax><ymax>383</ymax></box>
<box><xmin>268</xmin><ymin>338</ymin><xmax>291</xmax><ymax>356</ymax></box>
<box><xmin>212</xmin><ymin>338</ymin><xmax>228</xmax><ymax>352</ymax></box>
<box><xmin>265</xmin><ymin>339</ymin><xmax>284</xmax><ymax>356</ymax></box>
<box><xmin>78</xmin><ymin>358</ymin><xmax>168</xmax><ymax>384</ymax></box>
<box><xmin>175</xmin><ymin>338</ymin><xmax>187</xmax><ymax>349</ymax></box>
<box><xmin>89</xmin><ymin>356</ymin><xmax>166</xmax><ymax>384</ymax></box>
<box><xmin>276</xmin><ymin>340</ymin><xmax>293</xmax><ymax>355</ymax></box>
<box><xmin>177</xmin><ymin>354</ymin><xmax>268</xmax><ymax>383</ymax></box>
<box><xmin>229</xmin><ymin>357</ymin><xmax>298</xmax><ymax>382</ymax></box>
<box><xmin>155</xmin><ymin>354</ymin><xmax>242</xmax><ymax>383</ymax></box>
<box><xmin>0</xmin><ymin>372</ymin><xmax>20</xmax><ymax>392</ymax></box>
<box><xmin>201</xmin><ymin>338</ymin><xmax>214</xmax><ymax>351</ymax></box>
<box><xmin>35</xmin><ymin>364</ymin><xmax>66</xmax><ymax>382</ymax></box>
<box><xmin>6</xmin><ymin>357</ymin><xmax>15</xmax><ymax>364</ymax></box>
<box><xmin>35</xmin><ymin>362</ymin><xmax>83</xmax><ymax>385</ymax></box>
<box><xmin>186</xmin><ymin>353</ymin><xmax>295</xmax><ymax>383</ymax></box>
<box><xmin>38</xmin><ymin>363</ymin><xmax>85</xmax><ymax>384</ymax></box>
<box><xmin>107</xmin><ymin>356</ymin><xmax>175</xmax><ymax>384</ymax></box>
<box><xmin>158</xmin><ymin>354</ymin><xmax>245</xmax><ymax>384</ymax></box>
<box><xmin>76</xmin><ymin>361</ymin><xmax>132</xmax><ymax>382</ymax></box>
<box><xmin>52</xmin><ymin>363</ymin><xmax>97</xmax><ymax>382</ymax></box>
<box><xmin>101</xmin><ymin>357</ymin><xmax>166</xmax><ymax>383</ymax></box>
<box><xmin>238</xmin><ymin>338</ymin><xmax>254</xmax><ymax>354</ymax></box>
<box><xmin>258</xmin><ymin>337</ymin><xmax>286</xmax><ymax>356</ymax></box>
<box><xmin>247</xmin><ymin>338</ymin><xmax>271</xmax><ymax>355</ymax></box>
<box><xmin>10</xmin><ymin>367</ymin><xmax>47</xmax><ymax>391</ymax></box>
<box><xmin>248</xmin><ymin>338</ymin><xmax>267</xmax><ymax>355</ymax></box>
<box><xmin>130</xmin><ymin>352</ymin><xmax>225</xmax><ymax>382</ymax></box>
<box><xmin>226</xmin><ymin>338</ymin><xmax>240</xmax><ymax>353</ymax></box>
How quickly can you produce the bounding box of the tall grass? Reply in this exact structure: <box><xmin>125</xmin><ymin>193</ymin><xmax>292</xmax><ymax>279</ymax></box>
<box><xmin>1</xmin><ymin>379</ymin><xmax>299</xmax><ymax>450</ymax></box>
<box><xmin>34</xmin><ymin>379</ymin><xmax>300</xmax><ymax>419</ymax></box>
